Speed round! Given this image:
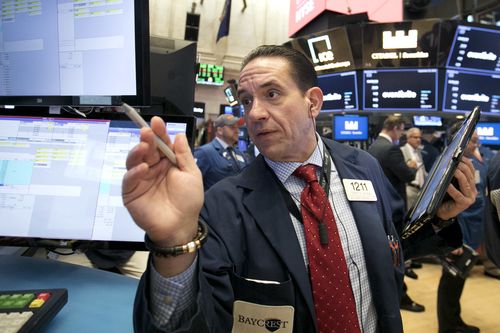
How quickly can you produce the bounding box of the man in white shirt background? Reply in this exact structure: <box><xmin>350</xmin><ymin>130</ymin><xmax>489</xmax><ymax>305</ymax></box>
<box><xmin>401</xmin><ymin>127</ymin><xmax>427</xmax><ymax>210</ymax></box>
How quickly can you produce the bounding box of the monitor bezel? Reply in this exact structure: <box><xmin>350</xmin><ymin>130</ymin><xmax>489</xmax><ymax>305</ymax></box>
<box><xmin>0</xmin><ymin>109</ymin><xmax>196</xmax><ymax>250</ymax></box>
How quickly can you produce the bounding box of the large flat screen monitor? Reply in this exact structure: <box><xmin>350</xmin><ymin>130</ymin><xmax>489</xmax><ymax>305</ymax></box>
<box><xmin>0</xmin><ymin>0</ymin><xmax>150</xmax><ymax>107</ymax></box>
<box><xmin>318</xmin><ymin>71</ymin><xmax>358</xmax><ymax>112</ymax></box>
<box><xmin>442</xmin><ymin>69</ymin><xmax>500</xmax><ymax>114</ymax></box>
<box><xmin>333</xmin><ymin>115</ymin><xmax>368</xmax><ymax>141</ymax></box>
<box><xmin>362</xmin><ymin>19</ymin><xmax>441</xmax><ymax>68</ymax></box>
<box><xmin>476</xmin><ymin>122</ymin><xmax>500</xmax><ymax>146</ymax></box>
<box><xmin>0</xmin><ymin>110</ymin><xmax>195</xmax><ymax>249</ymax></box>
<box><xmin>445</xmin><ymin>23</ymin><xmax>500</xmax><ymax>74</ymax></box>
<box><xmin>363</xmin><ymin>68</ymin><xmax>438</xmax><ymax>111</ymax></box>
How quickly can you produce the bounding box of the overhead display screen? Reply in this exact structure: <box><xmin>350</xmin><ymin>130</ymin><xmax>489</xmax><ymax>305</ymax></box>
<box><xmin>362</xmin><ymin>19</ymin><xmax>441</xmax><ymax>68</ymax></box>
<box><xmin>196</xmin><ymin>63</ymin><xmax>224</xmax><ymax>86</ymax></box>
<box><xmin>333</xmin><ymin>115</ymin><xmax>368</xmax><ymax>141</ymax></box>
<box><xmin>413</xmin><ymin>115</ymin><xmax>442</xmax><ymax>127</ymax></box>
<box><xmin>476</xmin><ymin>122</ymin><xmax>500</xmax><ymax>145</ymax></box>
<box><xmin>443</xmin><ymin>70</ymin><xmax>500</xmax><ymax>114</ymax></box>
<box><xmin>446</xmin><ymin>24</ymin><xmax>500</xmax><ymax>74</ymax></box>
<box><xmin>289</xmin><ymin>26</ymin><xmax>355</xmax><ymax>74</ymax></box>
<box><xmin>318</xmin><ymin>71</ymin><xmax>358</xmax><ymax>111</ymax></box>
<box><xmin>363</xmin><ymin>69</ymin><xmax>438</xmax><ymax>111</ymax></box>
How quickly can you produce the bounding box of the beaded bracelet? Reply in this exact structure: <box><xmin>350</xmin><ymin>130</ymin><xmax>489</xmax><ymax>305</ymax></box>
<box><xmin>144</xmin><ymin>217</ymin><xmax>208</xmax><ymax>257</ymax></box>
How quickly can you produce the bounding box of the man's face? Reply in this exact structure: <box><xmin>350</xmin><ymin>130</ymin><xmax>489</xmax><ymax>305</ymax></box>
<box><xmin>238</xmin><ymin>57</ymin><xmax>319</xmax><ymax>162</ymax></box>
<box><xmin>219</xmin><ymin>123</ymin><xmax>239</xmax><ymax>146</ymax></box>
<box><xmin>407</xmin><ymin>130</ymin><xmax>422</xmax><ymax>149</ymax></box>
<box><xmin>394</xmin><ymin>124</ymin><xmax>405</xmax><ymax>140</ymax></box>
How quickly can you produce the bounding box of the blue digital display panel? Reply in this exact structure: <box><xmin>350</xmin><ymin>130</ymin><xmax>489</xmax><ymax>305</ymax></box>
<box><xmin>476</xmin><ymin>122</ymin><xmax>500</xmax><ymax>146</ymax></box>
<box><xmin>318</xmin><ymin>71</ymin><xmax>358</xmax><ymax>112</ymax></box>
<box><xmin>446</xmin><ymin>24</ymin><xmax>500</xmax><ymax>74</ymax></box>
<box><xmin>442</xmin><ymin>70</ymin><xmax>500</xmax><ymax>114</ymax></box>
<box><xmin>333</xmin><ymin>115</ymin><xmax>368</xmax><ymax>141</ymax></box>
<box><xmin>363</xmin><ymin>68</ymin><xmax>438</xmax><ymax>111</ymax></box>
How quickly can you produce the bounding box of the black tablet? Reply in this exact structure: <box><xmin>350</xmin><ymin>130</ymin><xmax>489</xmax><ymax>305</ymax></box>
<box><xmin>401</xmin><ymin>106</ymin><xmax>481</xmax><ymax>239</ymax></box>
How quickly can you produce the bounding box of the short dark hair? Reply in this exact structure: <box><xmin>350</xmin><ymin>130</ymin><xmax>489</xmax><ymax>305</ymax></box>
<box><xmin>382</xmin><ymin>116</ymin><xmax>405</xmax><ymax>131</ymax></box>
<box><xmin>241</xmin><ymin>45</ymin><xmax>318</xmax><ymax>94</ymax></box>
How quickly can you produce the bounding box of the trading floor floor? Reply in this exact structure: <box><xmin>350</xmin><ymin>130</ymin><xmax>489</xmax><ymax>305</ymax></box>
<box><xmin>401</xmin><ymin>262</ymin><xmax>500</xmax><ymax>332</ymax></box>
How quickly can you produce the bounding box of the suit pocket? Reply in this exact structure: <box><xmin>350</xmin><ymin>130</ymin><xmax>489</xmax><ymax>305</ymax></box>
<box><xmin>229</xmin><ymin>270</ymin><xmax>295</xmax><ymax>333</ymax></box>
<box><xmin>229</xmin><ymin>269</ymin><xmax>295</xmax><ymax>306</ymax></box>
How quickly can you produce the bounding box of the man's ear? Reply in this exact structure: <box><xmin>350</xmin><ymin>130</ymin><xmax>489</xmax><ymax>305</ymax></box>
<box><xmin>306</xmin><ymin>87</ymin><xmax>323</xmax><ymax>118</ymax></box>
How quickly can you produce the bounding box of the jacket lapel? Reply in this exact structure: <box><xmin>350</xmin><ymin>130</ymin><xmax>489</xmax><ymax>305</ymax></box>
<box><xmin>235</xmin><ymin>156</ymin><xmax>315</xmax><ymax>321</ymax></box>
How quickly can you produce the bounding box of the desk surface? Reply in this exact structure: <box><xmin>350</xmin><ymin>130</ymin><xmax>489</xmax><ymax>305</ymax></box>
<box><xmin>0</xmin><ymin>255</ymin><xmax>139</xmax><ymax>333</ymax></box>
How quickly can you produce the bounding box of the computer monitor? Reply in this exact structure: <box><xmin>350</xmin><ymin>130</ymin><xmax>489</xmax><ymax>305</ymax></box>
<box><xmin>362</xmin><ymin>68</ymin><xmax>438</xmax><ymax>111</ymax></box>
<box><xmin>413</xmin><ymin>115</ymin><xmax>443</xmax><ymax>127</ymax></box>
<box><xmin>362</xmin><ymin>19</ymin><xmax>441</xmax><ymax>68</ymax></box>
<box><xmin>446</xmin><ymin>23</ymin><xmax>500</xmax><ymax>74</ymax></box>
<box><xmin>196</xmin><ymin>63</ymin><xmax>224</xmax><ymax>86</ymax></box>
<box><xmin>0</xmin><ymin>0</ymin><xmax>150</xmax><ymax>107</ymax></box>
<box><xmin>149</xmin><ymin>42</ymin><xmax>197</xmax><ymax>116</ymax></box>
<box><xmin>333</xmin><ymin>115</ymin><xmax>368</xmax><ymax>141</ymax></box>
<box><xmin>318</xmin><ymin>71</ymin><xmax>359</xmax><ymax>112</ymax></box>
<box><xmin>476</xmin><ymin>122</ymin><xmax>500</xmax><ymax>146</ymax></box>
<box><xmin>442</xmin><ymin>69</ymin><xmax>500</xmax><ymax>114</ymax></box>
<box><xmin>0</xmin><ymin>110</ymin><xmax>195</xmax><ymax>249</ymax></box>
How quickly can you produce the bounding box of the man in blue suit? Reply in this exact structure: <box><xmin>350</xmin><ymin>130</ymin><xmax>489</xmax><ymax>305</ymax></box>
<box><xmin>122</xmin><ymin>45</ymin><xmax>477</xmax><ymax>333</ymax></box>
<box><xmin>194</xmin><ymin>114</ymin><xmax>248</xmax><ymax>190</ymax></box>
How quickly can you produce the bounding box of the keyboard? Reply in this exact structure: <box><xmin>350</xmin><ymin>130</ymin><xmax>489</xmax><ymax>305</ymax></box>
<box><xmin>0</xmin><ymin>288</ymin><xmax>68</xmax><ymax>333</ymax></box>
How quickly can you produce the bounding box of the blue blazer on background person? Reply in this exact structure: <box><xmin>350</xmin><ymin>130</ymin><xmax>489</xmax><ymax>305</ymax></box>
<box><xmin>194</xmin><ymin>138</ymin><xmax>248</xmax><ymax>190</ymax></box>
<box><xmin>134</xmin><ymin>139</ymin><xmax>462</xmax><ymax>333</ymax></box>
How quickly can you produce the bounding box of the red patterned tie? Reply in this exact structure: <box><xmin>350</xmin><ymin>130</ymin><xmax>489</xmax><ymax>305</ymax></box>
<box><xmin>293</xmin><ymin>164</ymin><xmax>360</xmax><ymax>333</ymax></box>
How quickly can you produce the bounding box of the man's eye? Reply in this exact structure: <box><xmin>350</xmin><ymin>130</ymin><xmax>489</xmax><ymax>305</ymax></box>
<box><xmin>241</xmin><ymin>97</ymin><xmax>252</xmax><ymax>106</ymax></box>
<box><xmin>268</xmin><ymin>91</ymin><xmax>279</xmax><ymax>98</ymax></box>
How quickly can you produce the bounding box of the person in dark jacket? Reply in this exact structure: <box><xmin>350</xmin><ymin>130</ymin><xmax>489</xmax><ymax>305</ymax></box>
<box><xmin>122</xmin><ymin>45</ymin><xmax>476</xmax><ymax>333</ymax></box>
<box><xmin>194</xmin><ymin>114</ymin><xmax>248</xmax><ymax>190</ymax></box>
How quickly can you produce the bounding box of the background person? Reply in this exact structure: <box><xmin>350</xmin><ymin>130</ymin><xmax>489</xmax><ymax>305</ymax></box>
<box><xmin>368</xmin><ymin>117</ymin><xmax>425</xmax><ymax>313</ymax></box>
<box><xmin>401</xmin><ymin>127</ymin><xmax>427</xmax><ymax>210</ymax></box>
<box><xmin>194</xmin><ymin>114</ymin><xmax>248</xmax><ymax>190</ymax></box>
<box><xmin>437</xmin><ymin>128</ymin><xmax>485</xmax><ymax>333</ymax></box>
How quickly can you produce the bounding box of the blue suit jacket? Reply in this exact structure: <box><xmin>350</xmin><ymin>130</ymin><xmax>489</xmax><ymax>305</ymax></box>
<box><xmin>194</xmin><ymin>139</ymin><xmax>247</xmax><ymax>190</ymax></box>
<box><xmin>134</xmin><ymin>139</ymin><xmax>461</xmax><ymax>333</ymax></box>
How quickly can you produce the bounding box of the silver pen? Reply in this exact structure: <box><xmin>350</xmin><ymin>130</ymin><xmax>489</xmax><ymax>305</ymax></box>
<box><xmin>122</xmin><ymin>103</ymin><xmax>177</xmax><ymax>166</ymax></box>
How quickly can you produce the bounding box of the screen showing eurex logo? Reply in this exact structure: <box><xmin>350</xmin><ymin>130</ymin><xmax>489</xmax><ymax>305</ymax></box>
<box><xmin>318</xmin><ymin>71</ymin><xmax>358</xmax><ymax>111</ymax></box>
<box><xmin>289</xmin><ymin>27</ymin><xmax>355</xmax><ymax>74</ymax></box>
<box><xmin>362</xmin><ymin>19</ymin><xmax>440</xmax><ymax>68</ymax></box>
<box><xmin>334</xmin><ymin>115</ymin><xmax>368</xmax><ymax>141</ymax></box>
<box><xmin>363</xmin><ymin>68</ymin><xmax>438</xmax><ymax>111</ymax></box>
<box><xmin>476</xmin><ymin>122</ymin><xmax>500</xmax><ymax>145</ymax></box>
<box><xmin>443</xmin><ymin>70</ymin><xmax>500</xmax><ymax>113</ymax></box>
<box><xmin>446</xmin><ymin>25</ymin><xmax>500</xmax><ymax>74</ymax></box>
